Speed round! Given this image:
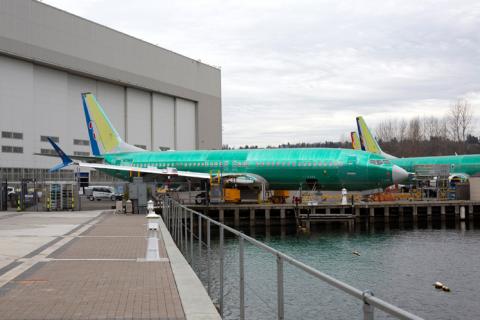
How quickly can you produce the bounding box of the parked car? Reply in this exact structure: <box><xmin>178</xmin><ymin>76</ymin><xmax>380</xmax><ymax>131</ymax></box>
<box><xmin>88</xmin><ymin>187</ymin><xmax>122</xmax><ymax>201</ymax></box>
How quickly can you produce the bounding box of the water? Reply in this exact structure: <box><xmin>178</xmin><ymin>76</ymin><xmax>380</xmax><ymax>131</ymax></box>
<box><xmin>186</xmin><ymin>219</ymin><xmax>480</xmax><ymax>319</ymax></box>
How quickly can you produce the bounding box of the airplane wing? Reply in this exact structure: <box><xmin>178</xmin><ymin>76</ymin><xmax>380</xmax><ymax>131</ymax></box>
<box><xmin>79</xmin><ymin>162</ymin><xmax>269</xmax><ymax>184</ymax></box>
<box><xmin>78</xmin><ymin>161</ymin><xmax>210</xmax><ymax>179</ymax></box>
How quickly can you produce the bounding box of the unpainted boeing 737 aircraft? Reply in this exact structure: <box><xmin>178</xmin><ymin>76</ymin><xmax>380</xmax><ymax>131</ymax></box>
<box><xmin>352</xmin><ymin>116</ymin><xmax>480</xmax><ymax>180</ymax></box>
<box><xmin>45</xmin><ymin>93</ymin><xmax>409</xmax><ymax>191</ymax></box>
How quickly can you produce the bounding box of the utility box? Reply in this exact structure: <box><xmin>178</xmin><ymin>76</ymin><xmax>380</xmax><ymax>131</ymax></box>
<box><xmin>455</xmin><ymin>183</ymin><xmax>470</xmax><ymax>200</ymax></box>
<box><xmin>470</xmin><ymin>174</ymin><xmax>480</xmax><ymax>201</ymax></box>
<box><xmin>128</xmin><ymin>177</ymin><xmax>147</xmax><ymax>214</ymax></box>
<box><xmin>115</xmin><ymin>200</ymin><xmax>123</xmax><ymax>214</ymax></box>
<box><xmin>223</xmin><ymin>188</ymin><xmax>241</xmax><ymax>203</ymax></box>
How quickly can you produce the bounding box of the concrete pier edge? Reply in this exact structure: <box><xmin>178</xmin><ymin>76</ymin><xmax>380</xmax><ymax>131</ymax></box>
<box><xmin>159</xmin><ymin>216</ymin><xmax>221</xmax><ymax>320</ymax></box>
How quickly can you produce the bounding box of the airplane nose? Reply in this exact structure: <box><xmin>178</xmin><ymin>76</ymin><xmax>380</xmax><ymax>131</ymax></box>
<box><xmin>392</xmin><ymin>165</ymin><xmax>409</xmax><ymax>184</ymax></box>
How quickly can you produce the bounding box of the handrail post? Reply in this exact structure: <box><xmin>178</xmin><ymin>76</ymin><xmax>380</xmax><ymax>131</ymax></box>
<box><xmin>219</xmin><ymin>225</ymin><xmax>224</xmax><ymax>317</ymax></box>
<box><xmin>176</xmin><ymin>205</ymin><xmax>179</xmax><ymax>242</ymax></box>
<box><xmin>207</xmin><ymin>219</ymin><xmax>211</xmax><ymax>297</ymax></box>
<box><xmin>198</xmin><ymin>215</ymin><xmax>202</xmax><ymax>260</ymax></box>
<box><xmin>363</xmin><ymin>290</ymin><xmax>375</xmax><ymax>320</ymax></box>
<box><xmin>170</xmin><ymin>203</ymin><xmax>177</xmax><ymax>241</ymax></box>
<box><xmin>239</xmin><ymin>236</ymin><xmax>245</xmax><ymax>320</ymax></box>
<box><xmin>174</xmin><ymin>205</ymin><xmax>177</xmax><ymax>241</ymax></box>
<box><xmin>183</xmin><ymin>208</ymin><xmax>187</xmax><ymax>253</ymax></box>
<box><xmin>190</xmin><ymin>210</ymin><xmax>194</xmax><ymax>265</ymax></box>
<box><xmin>277</xmin><ymin>254</ymin><xmax>284</xmax><ymax>320</ymax></box>
<box><xmin>176</xmin><ymin>206</ymin><xmax>179</xmax><ymax>245</ymax></box>
<box><xmin>180</xmin><ymin>207</ymin><xmax>184</xmax><ymax>250</ymax></box>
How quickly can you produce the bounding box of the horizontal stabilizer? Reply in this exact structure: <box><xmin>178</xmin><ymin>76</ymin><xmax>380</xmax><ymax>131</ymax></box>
<box><xmin>34</xmin><ymin>153</ymin><xmax>103</xmax><ymax>162</ymax></box>
<box><xmin>47</xmin><ymin>137</ymin><xmax>73</xmax><ymax>172</ymax></box>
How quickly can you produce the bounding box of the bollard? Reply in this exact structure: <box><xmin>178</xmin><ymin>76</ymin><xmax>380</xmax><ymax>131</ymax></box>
<box><xmin>146</xmin><ymin>200</ymin><xmax>160</xmax><ymax>230</ymax></box>
<box><xmin>145</xmin><ymin>200</ymin><xmax>160</xmax><ymax>261</ymax></box>
<box><xmin>125</xmin><ymin>200</ymin><xmax>133</xmax><ymax>214</ymax></box>
<box><xmin>341</xmin><ymin>188</ymin><xmax>348</xmax><ymax>205</ymax></box>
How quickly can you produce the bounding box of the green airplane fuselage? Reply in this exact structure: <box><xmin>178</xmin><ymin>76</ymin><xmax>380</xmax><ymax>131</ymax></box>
<box><xmin>101</xmin><ymin>148</ymin><xmax>402</xmax><ymax>191</ymax></box>
<box><xmin>390</xmin><ymin>154</ymin><xmax>480</xmax><ymax>177</ymax></box>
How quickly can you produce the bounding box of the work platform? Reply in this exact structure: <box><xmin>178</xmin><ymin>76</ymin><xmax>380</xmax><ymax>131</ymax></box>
<box><xmin>0</xmin><ymin>211</ymin><xmax>219</xmax><ymax>320</ymax></box>
<box><xmin>187</xmin><ymin>200</ymin><xmax>480</xmax><ymax>227</ymax></box>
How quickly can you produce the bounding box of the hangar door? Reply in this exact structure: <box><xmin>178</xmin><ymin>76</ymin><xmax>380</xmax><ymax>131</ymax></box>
<box><xmin>126</xmin><ymin>88</ymin><xmax>151</xmax><ymax>150</ymax></box>
<box><xmin>175</xmin><ymin>98</ymin><xmax>197</xmax><ymax>150</ymax></box>
<box><xmin>152</xmin><ymin>93</ymin><xmax>175</xmax><ymax>150</ymax></box>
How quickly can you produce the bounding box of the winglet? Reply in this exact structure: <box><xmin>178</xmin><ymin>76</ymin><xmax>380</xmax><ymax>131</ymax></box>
<box><xmin>47</xmin><ymin>137</ymin><xmax>74</xmax><ymax>172</ymax></box>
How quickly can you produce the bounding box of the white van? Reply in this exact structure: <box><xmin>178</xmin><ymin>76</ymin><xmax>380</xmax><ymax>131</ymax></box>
<box><xmin>89</xmin><ymin>186</ymin><xmax>118</xmax><ymax>201</ymax></box>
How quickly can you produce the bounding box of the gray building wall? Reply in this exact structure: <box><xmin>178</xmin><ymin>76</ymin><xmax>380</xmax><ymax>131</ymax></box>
<box><xmin>0</xmin><ymin>0</ymin><xmax>222</xmax><ymax>174</ymax></box>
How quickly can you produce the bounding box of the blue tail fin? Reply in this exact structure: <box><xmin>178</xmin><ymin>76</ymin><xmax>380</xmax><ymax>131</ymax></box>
<box><xmin>48</xmin><ymin>137</ymin><xmax>73</xmax><ymax>172</ymax></box>
<box><xmin>81</xmin><ymin>93</ymin><xmax>101</xmax><ymax>156</ymax></box>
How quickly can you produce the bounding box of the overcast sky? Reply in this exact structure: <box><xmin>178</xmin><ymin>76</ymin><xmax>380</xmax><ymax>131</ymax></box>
<box><xmin>43</xmin><ymin>0</ymin><xmax>480</xmax><ymax>147</ymax></box>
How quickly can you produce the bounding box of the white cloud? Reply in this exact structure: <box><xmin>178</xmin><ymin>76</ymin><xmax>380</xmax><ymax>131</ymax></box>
<box><xmin>44</xmin><ymin>0</ymin><xmax>480</xmax><ymax>147</ymax></box>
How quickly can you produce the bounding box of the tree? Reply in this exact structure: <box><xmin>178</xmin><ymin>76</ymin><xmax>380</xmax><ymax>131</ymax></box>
<box><xmin>407</xmin><ymin>117</ymin><xmax>422</xmax><ymax>141</ymax></box>
<box><xmin>448</xmin><ymin>99</ymin><xmax>473</xmax><ymax>142</ymax></box>
<box><xmin>466</xmin><ymin>134</ymin><xmax>479</xmax><ymax>144</ymax></box>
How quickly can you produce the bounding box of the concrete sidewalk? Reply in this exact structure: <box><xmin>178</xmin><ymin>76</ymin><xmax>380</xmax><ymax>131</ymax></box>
<box><xmin>0</xmin><ymin>211</ymin><xmax>219</xmax><ymax>320</ymax></box>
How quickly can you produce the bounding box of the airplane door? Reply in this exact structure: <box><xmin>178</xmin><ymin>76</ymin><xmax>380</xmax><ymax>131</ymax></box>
<box><xmin>341</xmin><ymin>155</ymin><xmax>358</xmax><ymax>181</ymax></box>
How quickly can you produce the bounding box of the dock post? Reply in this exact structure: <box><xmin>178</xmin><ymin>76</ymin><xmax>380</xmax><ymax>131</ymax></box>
<box><xmin>265</xmin><ymin>209</ymin><xmax>271</xmax><ymax>226</ymax></box>
<box><xmin>413</xmin><ymin>206</ymin><xmax>418</xmax><ymax>224</ymax></box>
<box><xmin>384</xmin><ymin>207</ymin><xmax>390</xmax><ymax>224</ymax></box>
<box><xmin>427</xmin><ymin>205</ymin><xmax>432</xmax><ymax>224</ymax></box>
<box><xmin>234</xmin><ymin>209</ymin><xmax>240</xmax><ymax>227</ymax></box>
<box><xmin>249</xmin><ymin>209</ymin><xmax>255</xmax><ymax>226</ymax></box>
<box><xmin>469</xmin><ymin>204</ymin><xmax>474</xmax><ymax>219</ymax></box>
<box><xmin>399</xmin><ymin>206</ymin><xmax>404</xmax><ymax>225</ymax></box>
<box><xmin>340</xmin><ymin>206</ymin><xmax>345</xmax><ymax>214</ymax></box>
<box><xmin>280</xmin><ymin>208</ymin><xmax>286</xmax><ymax>225</ymax></box>
<box><xmin>347</xmin><ymin>219</ymin><xmax>354</xmax><ymax>232</ymax></box>
<box><xmin>369</xmin><ymin>207</ymin><xmax>375</xmax><ymax>224</ymax></box>
<box><xmin>441</xmin><ymin>205</ymin><xmax>446</xmax><ymax>222</ymax></box>
<box><xmin>460</xmin><ymin>206</ymin><xmax>466</xmax><ymax>221</ymax></box>
<box><xmin>355</xmin><ymin>206</ymin><xmax>360</xmax><ymax>218</ymax></box>
<box><xmin>326</xmin><ymin>207</ymin><xmax>331</xmax><ymax>215</ymax></box>
<box><xmin>219</xmin><ymin>209</ymin><xmax>224</xmax><ymax>223</ymax></box>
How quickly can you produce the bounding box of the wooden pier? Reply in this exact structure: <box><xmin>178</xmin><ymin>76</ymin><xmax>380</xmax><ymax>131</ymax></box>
<box><xmin>186</xmin><ymin>200</ymin><xmax>480</xmax><ymax>228</ymax></box>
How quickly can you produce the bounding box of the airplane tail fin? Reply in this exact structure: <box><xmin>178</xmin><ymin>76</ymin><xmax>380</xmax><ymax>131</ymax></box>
<box><xmin>81</xmin><ymin>93</ymin><xmax>144</xmax><ymax>155</ymax></box>
<box><xmin>350</xmin><ymin>132</ymin><xmax>361</xmax><ymax>150</ymax></box>
<box><xmin>356</xmin><ymin>116</ymin><xmax>383</xmax><ymax>154</ymax></box>
<box><xmin>356</xmin><ymin>116</ymin><xmax>396</xmax><ymax>159</ymax></box>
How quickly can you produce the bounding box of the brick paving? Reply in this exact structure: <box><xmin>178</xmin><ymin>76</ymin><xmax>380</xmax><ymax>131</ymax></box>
<box><xmin>0</xmin><ymin>213</ymin><xmax>184</xmax><ymax>320</ymax></box>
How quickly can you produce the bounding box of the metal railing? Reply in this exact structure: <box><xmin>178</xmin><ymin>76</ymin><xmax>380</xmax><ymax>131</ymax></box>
<box><xmin>162</xmin><ymin>196</ymin><xmax>423</xmax><ymax>320</ymax></box>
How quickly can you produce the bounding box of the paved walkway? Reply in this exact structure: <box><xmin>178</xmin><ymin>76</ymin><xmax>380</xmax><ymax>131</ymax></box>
<box><xmin>0</xmin><ymin>212</ymin><xmax>188</xmax><ymax>319</ymax></box>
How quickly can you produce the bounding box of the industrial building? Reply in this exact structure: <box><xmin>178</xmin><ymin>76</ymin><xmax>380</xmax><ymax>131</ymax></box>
<box><xmin>0</xmin><ymin>0</ymin><xmax>222</xmax><ymax>182</ymax></box>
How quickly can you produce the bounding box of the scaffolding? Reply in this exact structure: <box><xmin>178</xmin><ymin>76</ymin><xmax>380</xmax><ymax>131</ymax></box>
<box><xmin>413</xmin><ymin>164</ymin><xmax>450</xmax><ymax>200</ymax></box>
<box><xmin>46</xmin><ymin>183</ymin><xmax>75</xmax><ymax>211</ymax></box>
